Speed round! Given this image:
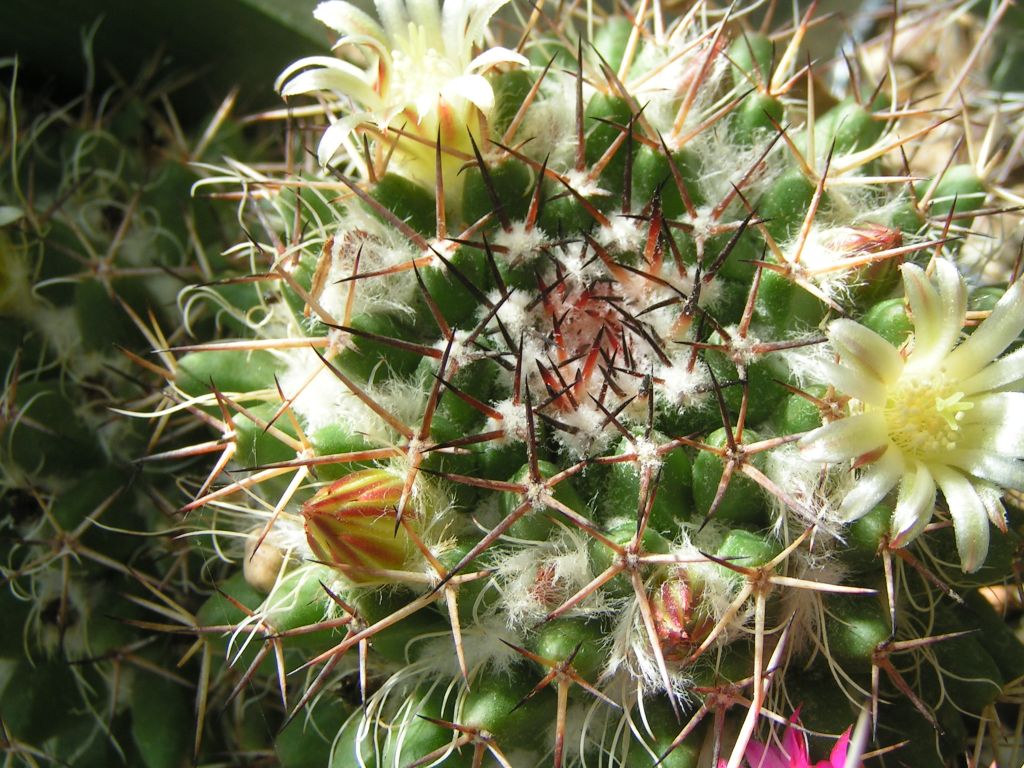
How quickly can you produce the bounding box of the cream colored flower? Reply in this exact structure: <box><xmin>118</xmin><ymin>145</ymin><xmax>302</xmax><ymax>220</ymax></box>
<box><xmin>276</xmin><ymin>0</ymin><xmax>527</xmax><ymax>189</ymax></box>
<box><xmin>800</xmin><ymin>259</ymin><xmax>1024</xmax><ymax>572</ymax></box>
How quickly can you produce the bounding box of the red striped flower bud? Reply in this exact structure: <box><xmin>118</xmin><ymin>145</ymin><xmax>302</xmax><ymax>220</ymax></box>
<box><xmin>302</xmin><ymin>469</ymin><xmax>418</xmax><ymax>583</ymax></box>
<box><xmin>832</xmin><ymin>224</ymin><xmax>904</xmax><ymax>300</ymax></box>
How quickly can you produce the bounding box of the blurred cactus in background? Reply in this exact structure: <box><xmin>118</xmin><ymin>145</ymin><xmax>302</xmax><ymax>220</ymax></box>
<box><xmin>0</xmin><ymin>32</ymin><xmax>272</xmax><ymax>767</ymax></box>
<box><xmin>4</xmin><ymin>0</ymin><xmax>1024</xmax><ymax>766</ymax></box>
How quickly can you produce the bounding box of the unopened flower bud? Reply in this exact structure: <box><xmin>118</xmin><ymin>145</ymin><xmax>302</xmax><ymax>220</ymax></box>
<box><xmin>835</xmin><ymin>223</ymin><xmax>904</xmax><ymax>294</ymax></box>
<box><xmin>302</xmin><ymin>469</ymin><xmax>418</xmax><ymax>584</ymax></box>
<box><xmin>243</xmin><ymin>533</ymin><xmax>285</xmax><ymax>593</ymax></box>
<box><xmin>651</xmin><ymin>575</ymin><xmax>711</xmax><ymax>659</ymax></box>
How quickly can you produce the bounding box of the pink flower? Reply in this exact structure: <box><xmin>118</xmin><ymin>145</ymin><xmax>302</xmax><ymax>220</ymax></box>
<box><xmin>720</xmin><ymin>712</ymin><xmax>853</xmax><ymax>768</ymax></box>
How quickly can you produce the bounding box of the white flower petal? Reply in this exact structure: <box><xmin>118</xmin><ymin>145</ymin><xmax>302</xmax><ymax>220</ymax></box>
<box><xmin>891</xmin><ymin>461</ymin><xmax>936</xmax><ymax>546</ymax></box>
<box><xmin>960</xmin><ymin>345</ymin><xmax>1024</xmax><ymax>395</ymax></box>
<box><xmin>902</xmin><ymin>260</ymin><xmax>966</xmax><ymax>372</ymax></box>
<box><xmin>900</xmin><ymin>263</ymin><xmax>936</xmax><ymax>321</ymax></box>
<box><xmin>961</xmin><ymin>392</ymin><xmax>1024</xmax><ymax>453</ymax></box>
<box><xmin>314</xmin><ymin>1</ymin><xmax>387</xmax><ymax>41</ymax></box>
<box><xmin>930</xmin><ymin>464</ymin><xmax>990</xmax><ymax>573</ymax></box>
<box><xmin>839</xmin><ymin>450</ymin><xmax>903</xmax><ymax>521</ymax></box>
<box><xmin>829</xmin><ymin>318</ymin><xmax>903</xmax><ymax>385</ymax></box>
<box><xmin>819</xmin><ymin>360</ymin><xmax>887</xmax><ymax>406</ymax></box>
<box><xmin>407</xmin><ymin>0</ymin><xmax>443</xmax><ymax>44</ymax></box>
<box><xmin>799</xmin><ymin>412</ymin><xmax>889</xmax><ymax>462</ymax></box>
<box><xmin>963</xmin><ymin>420</ymin><xmax>1024</xmax><ymax>456</ymax></box>
<box><xmin>934</xmin><ymin>259</ymin><xmax>968</xmax><ymax>328</ymax></box>
<box><xmin>468</xmin><ymin>46</ymin><xmax>530</xmax><ymax>72</ymax></box>
<box><xmin>316</xmin><ymin>114</ymin><xmax>370</xmax><ymax>167</ymax></box>
<box><xmin>277</xmin><ymin>56</ymin><xmax>352</xmax><ymax>90</ymax></box>
<box><xmin>945</xmin><ymin>449</ymin><xmax>1024</xmax><ymax>490</ymax></box>
<box><xmin>975</xmin><ymin>483</ymin><xmax>1009</xmax><ymax>531</ymax></box>
<box><xmin>463</xmin><ymin>0</ymin><xmax>513</xmax><ymax>45</ymax></box>
<box><xmin>441</xmin><ymin>0</ymin><xmax>473</xmax><ymax>55</ymax></box>
<box><xmin>374</xmin><ymin>0</ymin><xmax>408</xmax><ymax>42</ymax></box>
<box><xmin>961</xmin><ymin>423</ymin><xmax>1024</xmax><ymax>459</ymax></box>
<box><xmin>963</xmin><ymin>391</ymin><xmax>1024</xmax><ymax>421</ymax></box>
<box><xmin>317</xmin><ymin>121</ymin><xmax>348</xmax><ymax>168</ymax></box>
<box><xmin>946</xmin><ymin>277</ymin><xmax>1024</xmax><ymax>379</ymax></box>
<box><xmin>332</xmin><ymin>34</ymin><xmax>389</xmax><ymax>57</ymax></box>
<box><xmin>806</xmin><ymin>259</ymin><xmax>1020</xmax><ymax>566</ymax></box>
<box><xmin>442</xmin><ymin>73</ymin><xmax>495</xmax><ymax>110</ymax></box>
<box><xmin>276</xmin><ymin>57</ymin><xmax>377</xmax><ymax>105</ymax></box>
<box><xmin>281</xmin><ymin>69</ymin><xmax>377</xmax><ymax>106</ymax></box>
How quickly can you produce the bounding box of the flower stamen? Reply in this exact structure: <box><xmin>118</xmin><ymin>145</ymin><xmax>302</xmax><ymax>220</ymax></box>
<box><xmin>879</xmin><ymin>375</ymin><xmax>973</xmax><ymax>457</ymax></box>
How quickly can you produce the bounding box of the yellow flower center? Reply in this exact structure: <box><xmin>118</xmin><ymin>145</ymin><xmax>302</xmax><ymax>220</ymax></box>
<box><xmin>383</xmin><ymin>23</ymin><xmax>483</xmax><ymax>193</ymax></box>
<box><xmin>390</xmin><ymin>41</ymin><xmax>460</xmax><ymax>120</ymax></box>
<box><xmin>880</xmin><ymin>375</ymin><xmax>974</xmax><ymax>458</ymax></box>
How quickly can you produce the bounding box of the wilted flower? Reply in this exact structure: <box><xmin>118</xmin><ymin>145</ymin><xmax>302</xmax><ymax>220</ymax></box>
<box><xmin>799</xmin><ymin>259</ymin><xmax>1024</xmax><ymax>572</ymax></box>
<box><xmin>276</xmin><ymin>0</ymin><xmax>527</xmax><ymax>190</ymax></box>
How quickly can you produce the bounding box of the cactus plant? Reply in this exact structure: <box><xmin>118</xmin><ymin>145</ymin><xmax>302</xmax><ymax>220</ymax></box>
<box><xmin>123</xmin><ymin>0</ymin><xmax>1024</xmax><ymax>766</ymax></box>
<box><xmin>0</xmin><ymin>44</ymin><xmax>265</xmax><ymax>766</ymax></box>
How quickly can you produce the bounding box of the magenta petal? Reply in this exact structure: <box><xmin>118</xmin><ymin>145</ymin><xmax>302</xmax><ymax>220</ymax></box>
<box><xmin>744</xmin><ymin>741</ymin><xmax>789</xmax><ymax>768</ymax></box>
<box><xmin>780</xmin><ymin>722</ymin><xmax>811</xmax><ymax>768</ymax></box>
<box><xmin>826</xmin><ymin>728</ymin><xmax>852</xmax><ymax>767</ymax></box>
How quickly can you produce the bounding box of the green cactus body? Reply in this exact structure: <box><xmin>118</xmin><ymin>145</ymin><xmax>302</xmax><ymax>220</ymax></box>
<box><xmin>85</xmin><ymin>0</ymin><xmax>1024</xmax><ymax>766</ymax></box>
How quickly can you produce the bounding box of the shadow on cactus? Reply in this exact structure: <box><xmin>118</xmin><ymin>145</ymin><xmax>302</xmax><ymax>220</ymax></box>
<box><xmin>137</xmin><ymin>0</ymin><xmax>1024</xmax><ymax>766</ymax></box>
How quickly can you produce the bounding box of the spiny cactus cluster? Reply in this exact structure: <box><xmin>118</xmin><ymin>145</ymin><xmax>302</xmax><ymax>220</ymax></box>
<box><xmin>0</xmin><ymin>47</ymin><xmax>258</xmax><ymax>765</ymax></box>
<box><xmin>8</xmin><ymin>0</ymin><xmax>1024</xmax><ymax>766</ymax></box>
<box><xmin>142</xmin><ymin>0</ymin><xmax>1024</xmax><ymax>765</ymax></box>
